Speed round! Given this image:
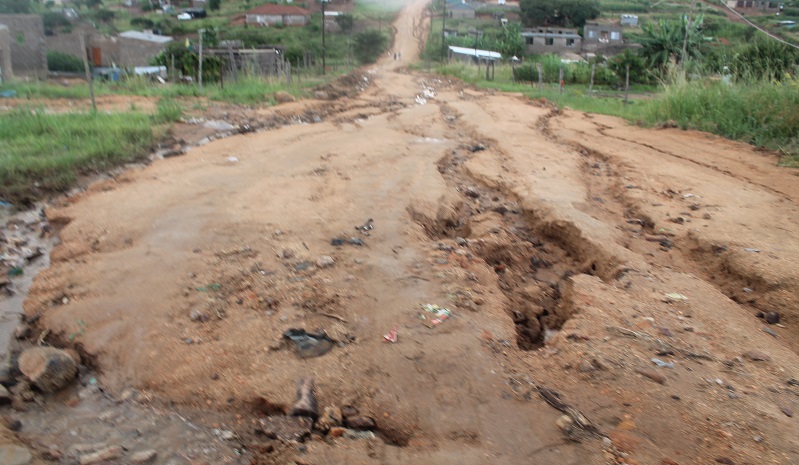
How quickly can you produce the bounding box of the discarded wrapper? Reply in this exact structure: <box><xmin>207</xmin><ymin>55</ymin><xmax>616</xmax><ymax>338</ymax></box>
<box><xmin>383</xmin><ymin>325</ymin><xmax>398</xmax><ymax>343</ymax></box>
<box><xmin>663</xmin><ymin>293</ymin><xmax>688</xmax><ymax>303</ymax></box>
<box><xmin>419</xmin><ymin>303</ymin><xmax>452</xmax><ymax>328</ymax></box>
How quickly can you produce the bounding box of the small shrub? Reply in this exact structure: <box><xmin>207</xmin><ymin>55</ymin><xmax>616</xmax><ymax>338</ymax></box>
<box><xmin>47</xmin><ymin>51</ymin><xmax>84</xmax><ymax>73</ymax></box>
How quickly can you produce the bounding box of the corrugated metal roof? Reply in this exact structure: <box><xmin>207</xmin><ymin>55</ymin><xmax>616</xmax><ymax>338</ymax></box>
<box><xmin>119</xmin><ymin>30</ymin><xmax>173</xmax><ymax>43</ymax></box>
<box><xmin>521</xmin><ymin>32</ymin><xmax>582</xmax><ymax>39</ymax></box>
<box><xmin>245</xmin><ymin>4</ymin><xmax>310</xmax><ymax>15</ymax></box>
<box><xmin>448</xmin><ymin>46</ymin><xmax>501</xmax><ymax>60</ymax></box>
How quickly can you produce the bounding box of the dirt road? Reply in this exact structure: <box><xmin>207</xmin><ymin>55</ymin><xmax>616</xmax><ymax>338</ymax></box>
<box><xmin>20</xmin><ymin>0</ymin><xmax>799</xmax><ymax>463</ymax></box>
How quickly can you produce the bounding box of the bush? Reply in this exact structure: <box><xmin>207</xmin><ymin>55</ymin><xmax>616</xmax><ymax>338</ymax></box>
<box><xmin>47</xmin><ymin>51</ymin><xmax>84</xmax><ymax>73</ymax></box>
<box><xmin>353</xmin><ymin>30</ymin><xmax>388</xmax><ymax>64</ymax></box>
<box><xmin>43</xmin><ymin>12</ymin><xmax>70</xmax><ymax>36</ymax></box>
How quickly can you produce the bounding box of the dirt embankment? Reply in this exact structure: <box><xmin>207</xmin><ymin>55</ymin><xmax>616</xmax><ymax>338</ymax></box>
<box><xmin>6</xmin><ymin>0</ymin><xmax>799</xmax><ymax>463</ymax></box>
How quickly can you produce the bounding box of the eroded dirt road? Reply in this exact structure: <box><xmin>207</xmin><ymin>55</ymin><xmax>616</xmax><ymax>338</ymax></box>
<box><xmin>13</xmin><ymin>0</ymin><xmax>799</xmax><ymax>463</ymax></box>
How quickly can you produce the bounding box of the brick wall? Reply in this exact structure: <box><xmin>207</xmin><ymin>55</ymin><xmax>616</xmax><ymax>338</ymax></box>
<box><xmin>0</xmin><ymin>14</ymin><xmax>47</xmax><ymax>79</ymax></box>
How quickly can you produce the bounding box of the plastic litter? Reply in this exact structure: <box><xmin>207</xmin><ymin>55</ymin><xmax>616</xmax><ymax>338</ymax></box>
<box><xmin>743</xmin><ymin>248</ymin><xmax>760</xmax><ymax>253</ymax></box>
<box><xmin>355</xmin><ymin>219</ymin><xmax>374</xmax><ymax>236</ymax></box>
<box><xmin>283</xmin><ymin>329</ymin><xmax>335</xmax><ymax>358</ymax></box>
<box><xmin>419</xmin><ymin>303</ymin><xmax>452</xmax><ymax>327</ymax></box>
<box><xmin>663</xmin><ymin>293</ymin><xmax>688</xmax><ymax>302</ymax></box>
<box><xmin>195</xmin><ymin>283</ymin><xmax>221</xmax><ymax>292</ymax></box>
<box><xmin>651</xmin><ymin>358</ymin><xmax>675</xmax><ymax>368</ymax></box>
<box><xmin>383</xmin><ymin>325</ymin><xmax>398</xmax><ymax>343</ymax></box>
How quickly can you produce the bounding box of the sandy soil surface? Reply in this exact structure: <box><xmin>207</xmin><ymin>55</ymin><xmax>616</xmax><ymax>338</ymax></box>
<box><xmin>12</xmin><ymin>0</ymin><xmax>799</xmax><ymax>463</ymax></box>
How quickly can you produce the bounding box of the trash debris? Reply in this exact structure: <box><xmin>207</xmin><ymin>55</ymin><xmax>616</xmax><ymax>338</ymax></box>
<box><xmin>536</xmin><ymin>386</ymin><xmax>600</xmax><ymax>437</ymax></box>
<box><xmin>331</xmin><ymin>237</ymin><xmax>364</xmax><ymax>246</ymax></box>
<box><xmin>343</xmin><ymin>429</ymin><xmax>376</xmax><ymax>440</ymax></box>
<box><xmin>289</xmin><ymin>377</ymin><xmax>318</xmax><ymax>420</ymax></box>
<box><xmin>756</xmin><ymin>311</ymin><xmax>780</xmax><ymax>325</ymax></box>
<box><xmin>651</xmin><ymin>358</ymin><xmax>675</xmax><ymax>368</ymax></box>
<box><xmin>8</xmin><ymin>267</ymin><xmax>23</xmax><ymax>277</ymax></box>
<box><xmin>226</xmin><ymin>156</ymin><xmax>239</xmax><ymax>163</ymax></box>
<box><xmin>419</xmin><ymin>303</ymin><xmax>452</xmax><ymax>327</ymax></box>
<box><xmin>294</xmin><ymin>261</ymin><xmax>313</xmax><ymax>272</ymax></box>
<box><xmin>743</xmin><ymin>248</ymin><xmax>760</xmax><ymax>253</ymax></box>
<box><xmin>282</xmin><ymin>329</ymin><xmax>335</xmax><ymax>358</ymax></box>
<box><xmin>0</xmin><ymin>90</ymin><xmax>17</xmax><ymax>98</ymax></box>
<box><xmin>195</xmin><ymin>283</ymin><xmax>221</xmax><ymax>292</ymax></box>
<box><xmin>355</xmin><ymin>218</ymin><xmax>374</xmax><ymax>236</ymax></box>
<box><xmin>663</xmin><ymin>293</ymin><xmax>688</xmax><ymax>303</ymax></box>
<box><xmin>383</xmin><ymin>325</ymin><xmax>398</xmax><ymax>343</ymax></box>
<box><xmin>257</xmin><ymin>416</ymin><xmax>312</xmax><ymax>442</ymax></box>
<box><xmin>763</xmin><ymin>327</ymin><xmax>778</xmax><ymax>337</ymax></box>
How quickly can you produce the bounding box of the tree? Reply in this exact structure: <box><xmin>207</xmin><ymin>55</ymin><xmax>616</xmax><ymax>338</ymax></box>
<box><xmin>94</xmin><ymin>8</ymin><xmax>116</xmax><ymax>23</ymax></box>
<box><xmin>496</xmin><ymin>22</ymin><xmax>524</xmax><ymax>58</ymax></box>
<box><xmin>640</xmin><ymin>16</ymin><xmax>704</xmax><ymax>71</ymax></box>
<box><xmin>519</xmin><ymin>0</ymin><xmax>599</xmax><ymax>28</ymax></box>
<box><xmin>335</xmin><ymin>13</ymin><xmax>354</xmax><ymax>33</ymax></box>
<box><xmin>209</xmin><ymin>0</ymin><xmax>220</xmax><ymax>11</ymax></box>
<box><xmin>609</xmin><ymin>48</ymin><xmax>648</xmax><ymax>84</ymax></box>
<box><xmin>353</xmin><ymin>29</ymin><xmax>387</xmax><ymax>64</ymax></box>
<box><xmin>0</xmin><ymin>0</ymin><xmax>31</xmax><ymax>13</ymax></box>
<box><xmin>43</xmin><ymin>12</ymin><xmax>71</xmax><ymax>35</ymax></box>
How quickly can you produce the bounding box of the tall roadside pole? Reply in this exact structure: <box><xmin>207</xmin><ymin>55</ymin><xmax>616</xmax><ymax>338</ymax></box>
<box><xmin>321</xmin><ymin>0</ymin><xmax>327</xmax><ymax>74</ymax></box>
<box><xmin>78</xmin><ymin>33</ymin><xmax>96</xmax><ymax>112</ymax></box>
<box><xmin>198</xmin><ymin>28</ymin><xmax>205</xmax><ymax>91</ymax></box>
<box><xmin>440</xmin><ymin>0</ymin><xmax>446</xmax><ymax>61</ymax></box>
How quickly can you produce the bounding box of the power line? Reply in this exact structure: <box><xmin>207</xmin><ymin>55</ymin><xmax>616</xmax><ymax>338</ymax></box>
<box><xmin>718</xmin><ymin>0</ymin><xmax>799</xmax><ymax>50</ymax></box>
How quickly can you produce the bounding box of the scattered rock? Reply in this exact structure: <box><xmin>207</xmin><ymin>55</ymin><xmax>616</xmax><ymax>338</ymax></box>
<box><xmin>0</xmin><ymin>445</ymin><xmax>33</xmax><ymax>465</ymax></box>
<box><xmin>289</xmin><ymin>377</ymin><xmax>318</xmax><ymax>420</ymax></box>
<box><xmin>274</xmin><ymin>91</ymin><xmax>296</xmax><ymax>104</ymax></box>
<box><xmin>757</xmin><ymin>311</ymin><xmax>780</xmax><ymax>324</ymax></box>
<box><xmin>79</xmin><ymin>445</ymin><xmax>123</xmax><ymax>465</ymax></box>
<box><xmin>344</xmin><ymin>415</ymin><xmax>376</xmax><ymax>430</ymax></box>
<box><xmin>282</xmin><ymin>248</ymin><xmax>295</xmax><ymax>259</ymax></box>
<box><xmin>328</xmin><ymin>426</ymin><xmax>346</xmax><ymax>437</ymax></box>
<box><xmin>341</xmin><ymin>405</ymin><xmax>359</xmax><ymax>418</ymax></box>
<box><xmin>0</xmin><ymin>384</ymin><xmax>11</xmax><ymax>404</ymax></box>
<box><xmin>464</xmin><ymin>187</ymin><xmax>480</xmax><ymax>199</ymax></box>
<box><xmin>635</xmin><ymin>367</ymin><xmax>666</xmax><ymax>385</ymax></box>
<box><xmin>189</xmin><ymin>309</ymin><xmax>209</xmax><ymax>323</ymax></box>
<box><xmin>455</xmin><ymin>237</ymin><xmax>467</xmax><ymax>246</ymax></box>
<box><xmin>555</xmin><ymin>415</ymin><xmax>573</xmax><ymax>434</ymax></box>
<box><xmin>316</xmin><ymin>255</ymin><xmax>335</xmax><ymax>268</ymax></box>
<box><xmin>316</xmin><ymin>406</ymin><xmax>343</xmax><ymax>432</ymax></box>
<box><xmin>781</xmin><ymin>406</ymin><xmax>794</xmax><ymax>417</ymax></box>
<box><xmin>130</xmin><ymin>449</ymin><xmax>158</xmax><ymax>464</ymax></box>
<box><xmin>18</xmin><ymin>347</ymin><xmax>78</xmax><ymax>393</ymax></box>
<box><xmin>13</xmin><ymin>324</ymin><xmax>30</xmax><ymax>340</ymax></box>
<box><xmin>714</xmin><ymin>457</ymin><xmax>735</xmax><ymax>465</ymax></box>
<box><xmin>257</xmin><ymin>416</ymin><xmax>313</xmax><ymax>442</ymax></box>
<box><xmin>743</xmin><ymin>350</ymin><xmax>771</xmax><ymax>362</ymax></box>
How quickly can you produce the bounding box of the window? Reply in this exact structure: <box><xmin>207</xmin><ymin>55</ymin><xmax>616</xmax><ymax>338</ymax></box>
<box><xmin>587</xmin><ymin>30</ymin><xmax>597</xmax><ymax>39</ymax></box>
<box><xmin>610</xmin><ymin>31</ymin><xmax>621</xmax><ymax>40</ymax></box>
<box><xmin>736</xmin><ymin>0</ymin><xmax>744</xmax><ymax>6</ymax></box>
<box><xmin>526</xmin><ymin>37</ymin><xmax>534</xmax><ymax>45</ymax></box>
<box><xmin>545</xmin><ymin>37</ymin><xmax>554</xmax><ymax>46</ymax></box>
<box><xmin>566</xmin><ymin>38</ymin><xmax>575</xmax><ymax>46</ymax></box>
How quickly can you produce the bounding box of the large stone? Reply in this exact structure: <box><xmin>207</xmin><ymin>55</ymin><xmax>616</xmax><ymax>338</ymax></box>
<box><xmin>18</xmin><ymin>347</ymin><xmax>78</xmax><ymax>393</ymax></box>
<box><xmin>316</xmin><ymin>406</ymin><xmax>343</xmax><ymax>432</ymax></box>
<box><xmin>344</xmin><ymin>415</ymin><xmax>376</xmax><ymax>430</ymax></box>
<box><xmin>78</xmin><ymin>445</ymin><xmax>123</xmax><ymax>465</ymax></box>
<box><xmin>0</xmin><ymin>445</ymin><xmax>33</xmax><ymax>465</ymax></box>
<box><xmin>0</xmin><ymin>383</ymin><xmax>11</xmax><ymax>404</ymax></box>
<box><xmin>130</xmin><ymin>449</ymin><xmax>158</xmax><ymax>463</ymax></box>
<box><xmin>274</xmin><ymin>91</ymin><xmax>296</xmax><ymax>104</ymax></box>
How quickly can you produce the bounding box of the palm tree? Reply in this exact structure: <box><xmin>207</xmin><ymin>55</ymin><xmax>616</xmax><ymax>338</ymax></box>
<box><xmin>640</xmin><ymin>15</ymin><xmax>704</xmax><ymax>71</ymax></box>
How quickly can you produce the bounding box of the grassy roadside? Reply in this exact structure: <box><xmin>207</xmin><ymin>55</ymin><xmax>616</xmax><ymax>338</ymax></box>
<box><xmin>430</xmin><ymin>63</ymin><xmax>799</xmax><ymax>166</ymax></box>
<box><xmin>0</xmin><ymin>73</ymin><xmax>342</xmax><ymax>106</ymax></box>
<box><xmin>0</xmin><ymin>100</ymin><xmax>181</xmax><ymax>204</ymax></box>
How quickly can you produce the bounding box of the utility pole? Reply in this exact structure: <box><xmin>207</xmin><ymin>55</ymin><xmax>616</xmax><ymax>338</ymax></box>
<box><xmin>680</xmin><ymin>0</ymin><xmax>696</xmax><ymax>69</ymax></box>
<box><xmin>321</xmin><ymin>0</ymin><xmax>327</xmax><ymax>74</ymax></box>
<box><xmin>78</xmin><ymin>33</ymin><xmax>96</xmax><ymax>112</ymax></box>
<box><xmin>198</xmin><ymin>28</ymin><xmax>204</xmax><ymax>91</ymax></box>
<box><xmin>440</xmin><ymin>0</ymin><xmax>446</xmax><ymax>61</ymax></box>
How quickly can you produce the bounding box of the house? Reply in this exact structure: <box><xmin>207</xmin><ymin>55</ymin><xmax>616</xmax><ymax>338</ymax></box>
<box><xmin>582</xmin><ymin>22</ymin><xmax>624</xmax><ymax>53</ymax></box>
<box><xmin>0</xmin><ymin>14</ymin><xmax>47</xmax><ymax>79</ymax></box>
<box><xmin>725</xmin><ymin>0</ymin><xmax>781</xmax><ymax>13</ymax></box>
<box><xmin>87</xmin><ymin>30</ymin><xmax>172</xmax><ymax>68</ymax></box>
<box><xmin>245</xmin><ymin>4</ymin><xmax>311</xmax><ymax>27</ymax></box>
<box><xmin>0</xmin><ymin>24</ymin><xmax>12</xmax><ymax>82</ymax></box>
<box><xmin>521</xmin><ymin>27</ymin><xmax>582</xmax><ymax>53</ymax></box>
<box><xmin>620</xmin><ymin>14</ymin><xmax>638</xmax><ymax>27</ymax></box>
<box><xmin>448</xmin><ymin>45</ymin><xmax>501</xmax><ymax>64</ymax></box>
<box><xmin>448</xmin><ymin>3</ymin><xmax>476</xmax><ymax>19</ymax></box>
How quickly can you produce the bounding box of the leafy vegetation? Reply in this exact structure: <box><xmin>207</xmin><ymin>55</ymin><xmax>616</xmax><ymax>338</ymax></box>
<box><xmin>519</xmin><ymin>0</ymin><xmax>599</xmax><ymax>28</ymax></box>
<box><xmin>46</xmin><ymin>51</ymin><xmax>84</xmax><ymax>73</ymax></box>
<box><xmin>353</xmin><ymin>29</ymin><xmax>389</xmax><ymax>64</ymax></box>
<box><xmin>0</xmin><ymin>109</ymin><xmax>158</xmax><ymax>203</ymax></box>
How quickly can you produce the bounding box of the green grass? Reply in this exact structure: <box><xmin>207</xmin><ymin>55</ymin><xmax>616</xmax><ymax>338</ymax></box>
<box><xmin>644</xmin><ymin>77</ymin><xmax>799</xmax><ymax>164</ymax></box>
<box><xmin>0</xmin><ymin>72</ymin><xmax>343</xmax><ymax>106</ymax></box>
<box><xmin>0</xmin><ymin>109</ymin><xmax>161</xmax><ymax>203</ymax></box>
<box><xmin>430</xmin><ymin>62</ymin><xmax>653</xmax><ymax>121</ymax></box>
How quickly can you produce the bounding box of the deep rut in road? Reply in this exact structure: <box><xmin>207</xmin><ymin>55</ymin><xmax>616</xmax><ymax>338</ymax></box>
<box><xmin>411</xmin><ymin>111</ymin><xmax>614</xmax><ymax>349</ymax></box>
